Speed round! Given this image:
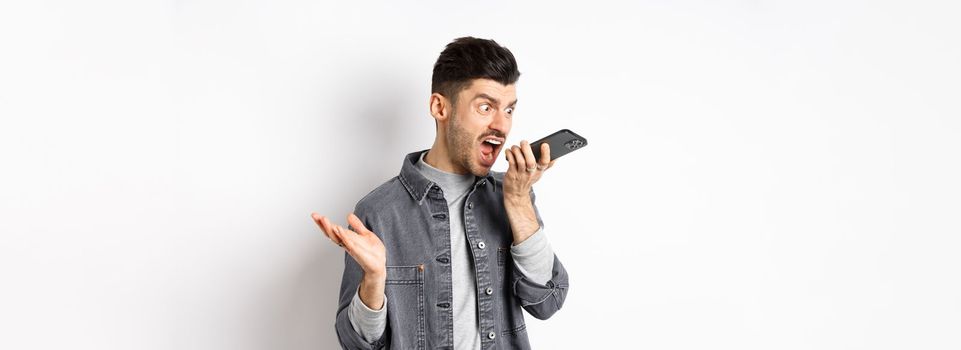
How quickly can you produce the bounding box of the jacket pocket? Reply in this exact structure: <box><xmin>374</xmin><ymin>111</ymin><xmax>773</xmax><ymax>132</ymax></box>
<box><xmin>501</xmin><ymin>323</ymin><xmax>531</xmax><ymax>348</ymax></box>
<box><xmin>385</xmin><ymin>264</ymin><xmax>425</xmax><ymax>350</ymax></box>
<box><xmin>496</xmin><ymin>247</ymin><xmax>528</xmax><ymax>347</ymax></box>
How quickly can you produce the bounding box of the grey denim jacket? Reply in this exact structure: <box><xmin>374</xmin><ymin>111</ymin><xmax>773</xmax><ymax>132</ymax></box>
<box><xmin>335</xmin><ymin>150</ymin><xmax>570</xmax><ymax>350</ymax></box>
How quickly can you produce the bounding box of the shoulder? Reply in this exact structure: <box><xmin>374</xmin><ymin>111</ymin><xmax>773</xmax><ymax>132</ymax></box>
<box><xmin>353</xmin><ymin>176</ymin><xmax>407</xmax><ymax>215</ymax></box>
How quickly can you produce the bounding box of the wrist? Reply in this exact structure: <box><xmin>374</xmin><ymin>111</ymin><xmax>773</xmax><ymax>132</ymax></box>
<box><xmin>504</xmin><ymin>192</ymin><xmax>531</xmax><ymax>206</ymax></box>
<box><xmin>512</xmin><ymin>223</ymin><xmax>540</xmax><ymax>244</ymax></box>
<box><xmin>363</xmin><ymin>269</ymin><xmax>386</xmax><ymax>283</ymax></box>
<box><xmin>359</xmin><ymin>270</ymin><xmax>386</xmax><ymax>310</ymax></box>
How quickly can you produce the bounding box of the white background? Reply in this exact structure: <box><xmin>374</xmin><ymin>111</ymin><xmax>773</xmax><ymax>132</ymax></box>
<box><xmin>2</xmin><ymin>1</ymin><xmax>959</xmax><ymax>349</ymax></box>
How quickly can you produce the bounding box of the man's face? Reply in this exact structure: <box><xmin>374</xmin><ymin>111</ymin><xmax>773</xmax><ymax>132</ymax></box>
<box><xmin>446</xmin><ymin>78</ymin><xmax>517</xmax><ymax>177</ymax></box>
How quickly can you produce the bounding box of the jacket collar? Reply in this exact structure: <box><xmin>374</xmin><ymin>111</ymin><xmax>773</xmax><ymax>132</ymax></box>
<box><xmin>398</xmin><ymin>149</ymin><xmax>496</xmax><ymax>203</ymax></box>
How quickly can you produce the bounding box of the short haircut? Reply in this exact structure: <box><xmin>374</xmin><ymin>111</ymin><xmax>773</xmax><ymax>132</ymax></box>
<box><xmin>431</xmin><ymin>37</ymin><xmax>521</xmax><ymax>107</ymax></box>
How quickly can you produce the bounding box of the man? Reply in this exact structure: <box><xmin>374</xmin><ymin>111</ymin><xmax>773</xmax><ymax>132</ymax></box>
<box><xmin>311</xmin><ymin>37</ymin><xmax>569</xmax><ymax>350</ymax></box>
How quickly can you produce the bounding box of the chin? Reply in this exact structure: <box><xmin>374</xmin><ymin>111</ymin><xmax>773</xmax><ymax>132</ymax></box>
<box><xmin>466</xmin><ymin>162</ymin><xmax>490</xmax><ymax>177</ymax></box>
<box><xmin>467</xmin><ymin>166</ymin><xmax>486</xmax><ymax>177</ymax></box>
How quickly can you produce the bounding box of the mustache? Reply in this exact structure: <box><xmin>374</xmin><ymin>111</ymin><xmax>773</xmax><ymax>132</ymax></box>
<box><xmin>478</xmin><ymin>131</ymin><xmax>506</xmax><ymax>141</ymax></box>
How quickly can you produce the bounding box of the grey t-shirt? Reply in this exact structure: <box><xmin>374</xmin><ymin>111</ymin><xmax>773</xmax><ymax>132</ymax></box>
<box><xmin>348</xmin><ymin>151</ymin><xmax>556</xmax><ymax>348</ymax></box>
<box><xmin>416</xmin><ymin>151</ymin><xmax>483</xmax><ymax>349</ymax></box>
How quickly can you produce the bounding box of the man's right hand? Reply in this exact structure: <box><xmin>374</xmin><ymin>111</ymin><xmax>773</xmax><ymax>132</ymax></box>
<box><xmin>311</xmin><ymin>212</ymin><xmax>387</xmax><ymax>310</ymax></box>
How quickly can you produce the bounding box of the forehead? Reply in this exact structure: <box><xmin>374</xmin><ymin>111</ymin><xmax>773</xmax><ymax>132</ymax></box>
<box><xmin>458</xmin><ymin>78</ymin><xmax>516</xmax><ymax>104</ymax></box>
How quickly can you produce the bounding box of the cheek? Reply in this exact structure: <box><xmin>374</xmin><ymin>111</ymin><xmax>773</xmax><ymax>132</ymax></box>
<box><xmin>466</xmin><ymin>117</ymin><xmax>489</xmax><ymax>133</ymax></box>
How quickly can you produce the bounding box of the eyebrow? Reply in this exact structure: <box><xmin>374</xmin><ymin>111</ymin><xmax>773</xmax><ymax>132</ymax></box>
<box><xmin>473</xmin><ymin>93</ymin><xmax>518</xmax><ymax>108</ymax></box>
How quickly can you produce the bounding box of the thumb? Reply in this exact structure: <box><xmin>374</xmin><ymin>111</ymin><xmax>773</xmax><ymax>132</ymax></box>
<box><xmin>347</xmin><ymin>213</ymin><xmax>371</xmax><ymax>235</ymax></box>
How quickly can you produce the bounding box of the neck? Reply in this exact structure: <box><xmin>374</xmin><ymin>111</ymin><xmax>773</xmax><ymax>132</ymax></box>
<box><xmin>424</xmin><ymin>139</ymin><xmax>469</xmax><ymax>175</ymax></box>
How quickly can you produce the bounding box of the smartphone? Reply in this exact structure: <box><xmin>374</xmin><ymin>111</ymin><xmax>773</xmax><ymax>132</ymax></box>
<box><xmin>530</xmin><ymin>129</ymin><xmax>588</xmax><ymax>161</ymax></box>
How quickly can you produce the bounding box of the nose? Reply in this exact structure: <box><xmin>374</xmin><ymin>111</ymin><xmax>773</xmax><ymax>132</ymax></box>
<box><xmin>489</xmin><ymin>109</ymin><xmax>511</xmax><ymax>135</ymax></box>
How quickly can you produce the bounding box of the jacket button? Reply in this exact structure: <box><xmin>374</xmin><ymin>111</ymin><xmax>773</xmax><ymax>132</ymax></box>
<box><xmin>485</xmin><ymin>287</ymin><xmax>493</xmax><ymax>295</ymax></box>
<box><xmin>488</xmin><ymin>331</ymin><xmax>496</xmax><ymax>339</ymax></box>
<box><xmin>479</xmin><ymin>180</ymin><xmax>486</xmax><ymax>185</ymax></box>
<box><xmin>468</xmin><ymin>202</ymin><xmax>473</xmax><ymax>209</ymax></box>
<box><xmin>478</xmin><ymin>241</ymin><xmax>486</xmax><ymax>249</ymax></box>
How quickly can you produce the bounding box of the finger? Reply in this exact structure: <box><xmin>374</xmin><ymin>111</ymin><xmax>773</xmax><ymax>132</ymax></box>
<box><xmin>321</xmin><ymin>217</ymin><xmax>345</xmax><ymax>246</ymax></box>
<box><xmin>311</xmin><ymin>212</ymin><xmax>325</xmax><ymax>230</ymax></box>
<box><xmin>336</xmin><ymin>224</ymin><xmax>360</xmax><ymax>245</ymax></box>
<box><xmin>332</xmin><ymin>226</ymin><xmax>353</xmax><ymax>251</ymax></box>
<box><xmin>511</xmin><ymin>145</ymin><xmax>527</xmax><ymax>172</ymax></box>
<box><xmin>513</xmin><ymin>145</ymin><xmax>527</xmax><ymax>172</ymax></box>
<box><xmin>347</xmin><ymin>213</ymin><xmax>370</xmax><ymax>236</ymax></box>
<box><xmin>311</xmin><ymin>213</ymin><xmax>336</xmax><ymax>241</ymax></box>
<box><xmin>505</xmin><ymin>148</ymin><xmax>515</xmax><ymax>173</ymax></box>
<box><xmin>335</xmin><ymin>223</ymin><xmax>358</xmax><ymax>237</ymax></box>
<box><xmin>546</xmin><ymin>159</ymin><xmax>556</xmax><ymax>170</ymax></box>
<box><xmin>310</xmin><ymin>212</ymin><xmax>326</xmax><ymax>232</ymax></box>
<box><xmin>538</xmin><ymin>143</ymin><xmax>551</xmax><ymax>168</ymax></box>
<box><xmin>520</xmin><ymin>140</ymin><xmax>537</xmax><ymax>170</ymax></box>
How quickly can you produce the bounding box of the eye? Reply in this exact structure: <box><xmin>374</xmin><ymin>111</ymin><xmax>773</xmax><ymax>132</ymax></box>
<box><xmin>505</xmin><ymin>107</ymin><xmax>514</xmax><ymax>115</ymax></box>
<box><xmin>479</xmin><ymin>103</ymin><xmax>491</xmax><ymax>113</ymax></box>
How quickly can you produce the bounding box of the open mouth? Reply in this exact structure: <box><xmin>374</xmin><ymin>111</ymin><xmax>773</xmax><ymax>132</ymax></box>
<box><xmin>479</xmin><ymin>137</ymin><xmax>504</xmax><ymax>167</ymax></box>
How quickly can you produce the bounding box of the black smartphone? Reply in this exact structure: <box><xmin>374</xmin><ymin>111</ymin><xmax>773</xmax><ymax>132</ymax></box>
<box><xmin>530</xmin><ymin>129</ymin><xmax>588</xmax><ymax>161</ymax></box>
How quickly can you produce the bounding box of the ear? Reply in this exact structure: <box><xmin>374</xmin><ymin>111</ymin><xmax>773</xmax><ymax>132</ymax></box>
<box><xmin>429</xmin><ymin>92</ymin><xmax>452</xmax><ymax>123</ymax></box>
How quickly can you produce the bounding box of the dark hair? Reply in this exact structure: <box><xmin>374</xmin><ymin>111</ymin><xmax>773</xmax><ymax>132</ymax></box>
<box><xmin>431</xmin><ymin>37</ymin><xmax>520</xmax><ymax>106</ymax></box>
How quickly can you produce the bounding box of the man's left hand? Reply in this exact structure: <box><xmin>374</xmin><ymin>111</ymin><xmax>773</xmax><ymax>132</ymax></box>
<box><xmin>504</xmin><ymin>140</ymin><xmax>555</xmax><ymax>201</ymax></box>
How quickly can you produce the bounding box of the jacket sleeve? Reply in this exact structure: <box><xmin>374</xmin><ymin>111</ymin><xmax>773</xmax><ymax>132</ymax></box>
<box><xmin>334</xmin><ymin>208</ymin><xmax>391</xmax><ymax>349</ymax></box>
<box><xmin>510</xmin><ymin>189</ymin><xmax>570</xmax><ymax>320</ymax></box>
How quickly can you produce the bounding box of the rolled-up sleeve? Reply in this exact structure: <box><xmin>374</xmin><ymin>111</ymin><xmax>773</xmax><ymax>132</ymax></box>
<box><xmin>511</xmin><ymin>227</ymin><xmax>555</xmax><ymax>285</ymax></box>
<box><xmin>510</xmin><ymin>189</ymin><xmax>569</xmax><ymax>320</ymax></box>
<box><xmin>348</xmin><ymin>286</ymin><xmax>387</xmax><ymax>343</ymax></box>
